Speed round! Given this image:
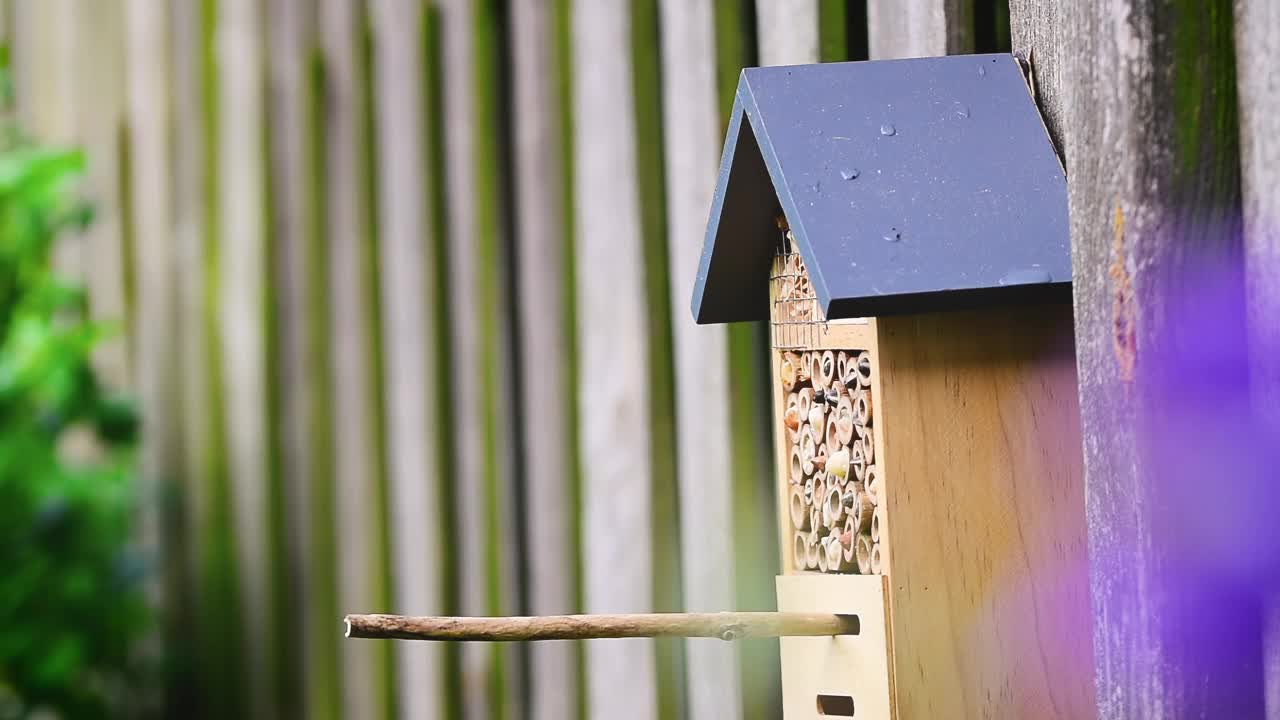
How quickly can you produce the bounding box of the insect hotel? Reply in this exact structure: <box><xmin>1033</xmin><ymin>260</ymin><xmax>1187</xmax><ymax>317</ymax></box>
<box><xmin>346</xmin><ymin>54</ymin><xmax>1094</xmax><ymax>719</ymax></box>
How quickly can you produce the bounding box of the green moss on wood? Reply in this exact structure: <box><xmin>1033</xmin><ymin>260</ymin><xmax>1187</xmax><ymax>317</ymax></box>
<box><xmin>198</xmin><ymin>1</ymin><xmax>248</xmax><ymax>715</ymax></box>
<box><xmin>629</xmin><ymin>0</ymin><xmax>687</xmax><ymax>716</ymax></box>
<box><xmin>422</xmin><ymin>4</ymin><xmax>464</xmax><ymax>717</ymax></box>
<box><xmin>356</xmin><ymin>11</ymin><xmax>398</xmax><ymax>719</ymax></box>
<box><xmin>549</xmin><ymin>0</ymin><xmax>586</xmax><ymax>716</ymax></box>
<box><xmin>304</xmin><ymin>46</ymin><xmax>343</xmax><ymax>720</ymax></box>
<box><xmin>818</xmin><ymin>0</ymin><xmax>847</xmax><ymax>61</ymax></box>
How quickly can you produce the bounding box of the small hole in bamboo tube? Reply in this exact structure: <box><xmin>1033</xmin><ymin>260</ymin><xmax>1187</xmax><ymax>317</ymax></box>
<box><xmin>816</xmin><ymin>693</ymin><xmax>856</xmax><ymax>716</ymax></box>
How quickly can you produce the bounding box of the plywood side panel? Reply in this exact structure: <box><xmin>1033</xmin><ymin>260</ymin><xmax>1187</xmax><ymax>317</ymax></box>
<box><xmin>877</xmin><ymin>306</ymin><xmax>1093</xmax><ymax>720</ymax></box>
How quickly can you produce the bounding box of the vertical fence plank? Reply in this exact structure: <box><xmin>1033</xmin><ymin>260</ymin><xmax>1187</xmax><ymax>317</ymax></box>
<box><xmin>655</xmin><ymin>3</ymin><xmax>738</xmax><ymax>720</ymax></box>
<box><xmin>123</xmin><ymin>1</ymin><xmax>178</xmax><ymax>716</ymax></box>
<box><xmin>172</xmin><ymin>3</ymin><xmax>245</xmax><ymax>715</ymax></box>
<box><xmin>9</xmin><ymin>0</ymin><xmax>76</xmax><ymax>142</ymax></box>
<box><xmin>368</xmin><ymin>1</ymin><xmax>445</xmax><ymax>718</ymax></box>
<box><xmin>753</xmin><ymin>0</ymin><xmax>816</xmax><ymax>66</ymax></box>
<box><xmin>866</xmin><ymin>0</ymin><xmax>973</xmax><ymax>58</ymax></box>
<box><xmin>571</xmin><ymin>1</ymin><xmax>658</xmax><ymax>717</ymax></box>
<box><xmin>1234</xmin><ymin>1</ymin><xmax>1280</xmax><ymax>714</ymax></box>
<box><xmin>70</xmin><ymin>0</ymin><xmax>130</xmax><ymax>387</ymax></box>
<box><xmin>318</xmin><ymin>0</ymin><xmax>393</xmax><ymax>717</ymax></box>
<box><xmin>217</xmin><ymin>0</ymin><xmax>276</xmax><ymax>716</ymax></box>
<box><xmin>508</xmin><ymin>1</ymin><xmax>579</xmax><ymax>718</ymax></box>
<box><xmin>1015</xmin><ymin>0</ymin><xmax>1261</xmax><ymax>717</ymax></box>
<box><xmin>472</xmin><ymin>1</ymin><xmax>525</xmax><ymax>715</ymax></box>
<box><xmin>264</xmin><ymin>0</ymin><xmax>323</xmax><ymax>716</ymax></box>
<box><xmin>438</xmin><ymin>0</ymin><xmax>498</xmax><ymax>717</ymax></box>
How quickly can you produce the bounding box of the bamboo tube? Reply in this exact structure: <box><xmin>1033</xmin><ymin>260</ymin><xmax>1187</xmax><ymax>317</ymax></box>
<box><xmin>803</xmin><ymin>477</ymin><xmax>814</xmax><ymax>505</ymax></box>
<box><xmin>345</xmin><ymin>611</ymin><xmax>860</xmax><ymax>642</ymax></box>
<box><xmin>786</xmin><ymin>352</ymin><xmax>811</xmax><ymax>385</ymax></box>
<box><xmin>789</xmin><ymin>444</ymin><xmax>804</xmax><ymax>485</ymax></box>
<box><xmin>866</xmin><ymin>464</ymin><xmax>880</xmax><ymax>505</ymax></box>
<box><xmin>797</xmin><ymin>387</ymin><xmax>813</xmax><ymax>423</ymax></box>
<box><xmin>826</xmin><ymin>447</ymin><xmax>850</xmax><ymax>482</ymax></box>
<box><xmin>780</xmin><ymin>354</ymin><xmax>798</xmax><ymax>391</ymax></box>
<box><xmin>793</xmin><ymin>531</ymin><xmax>808</xmax><ymax>569</ymax></box>
<box><xmin>850</xmin><ymin>439</ymin><xmax>866</xmax><ymax>481</ymax></box>
<box><xmin>808</xmin><ymin>402</ymin><xmax>826</xmax><ymax>442</ymax></box>
<box><xmin>853</xmin><ymin>389</ymin><xmax>872</xmax><ymax>427</ymax></box>
<box><xmin>812</xmin><ymin>476</ymin><xmax>826</xmax><ymax>513</ymax></box>
<box><xmin>810</xmin><ymin>506</ymin><xmax>823</xmax><ymax>535</ymax></box>
<box><xmin>871</xmin><ymin>505</ymin><xmax>884</xmax><ymax>543</ymax></box>
<box><xmin>836</xmin><ymin>351</ymin><xmax>849</xmax><ymax>385</ymax></box>
<box><xmin>841</xmin><ymin>518</ymin><xmax>857</xmax><ymax>564</ymax></box>
<box><xmin>835</xmin><ymin>396</ymin><xmax>855</xmax><ymax>445</ymax></box>
<box><xmin>811</xmin><ymin>447</ymin><xmax>827</xmax><ymax>474</ymax></box>
<box><xmin>816</xmin><ymin>538</ymin><xmax>829</xmax><ymax>573</ymax></box>
<box><xmin>800</xmin><ymin>427</ymin><xmax>817</xmax><ymax>476</ymax></box>
<box><xmin>818</xmin><ymin>350</ymin><xmax>836</xmax><ymax>389</ymax></box>
<box><xmin>825</xmin><ymin>406</ymin><xmax>842</xmax><ymax>448</ymax></box>
<box><xmin>862</xmin><ymin>429</ymin><xmax>875</xmax><ymax>465</ymax></box>
<box><xmin>805</xmin><ymin>530</ymin><xmax>821</xmax><ymax>569</ymax></box>
<box><xmin>856</xmin><ymin>350</ymin><xmax>872</xmax><ymax>388</ymax></box>
<box><xmin>851</xmin><ymin>491</ymin><xmax>874</xmax><ymax>534</ymax></box>
<box><xmin>824</xmin><ymin>485</ymin><xmax>845</xmax><ymax>526</ymax></box>
<box><xmin>824</xmin><ymin>530</ymin><xmax>847</xmax><ymax>572</ymax></box>
<box><xmin>856</xmin><ymin>533</ymin><xmax>873</xmax><ymax>575</ymax></box>
<box><xmin>870</xmin><ymin>544</ymin><xmax>883</xmax><ymax>575</ymax></box>
<box><xmin>783</xmin><ymin>404</ymin><xmax>801</xmax><ymax>439</ymax></box>
<box><xmin>789</xmin><ymin>485</ymin><xmax>809</xmax><ymax>531</ymax></box>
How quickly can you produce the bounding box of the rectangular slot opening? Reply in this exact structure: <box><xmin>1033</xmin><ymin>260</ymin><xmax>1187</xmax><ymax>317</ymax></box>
<box><xmin>816</xmin><ymin>693</ymin><xmax>856</xmax><ymax>716</ymax></box>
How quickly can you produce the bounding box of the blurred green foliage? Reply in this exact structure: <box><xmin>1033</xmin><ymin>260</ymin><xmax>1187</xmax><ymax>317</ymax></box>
<box><xmin>0</xmin><ymin>77</ymin><xmax>149</xmax><ymax>719</ymax></box>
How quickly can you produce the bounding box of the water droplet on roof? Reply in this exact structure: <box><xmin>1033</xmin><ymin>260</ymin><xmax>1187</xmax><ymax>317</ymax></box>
<box><xmin>879</xmin><ymin>123</ymin><xmax>896</xmax><ymax>137</ymax></box>
<box><xmin>883</xmin><ymin>228</ymin><xmax>901</xmax><ymax>243</ymax></box>
<box><xmin>952</xmin><ymin>102</ymin><xmax>970</xmax><ymax>119</ymax></box>
<box><xmin>840</xmin><ymin>168</ymin><xmax>860</xmax><ymax>181</ymax></box>
<box><xmin>978</xmin><ymin>65</ymin><xmax>987</xmax><ymax>77</ymax></box>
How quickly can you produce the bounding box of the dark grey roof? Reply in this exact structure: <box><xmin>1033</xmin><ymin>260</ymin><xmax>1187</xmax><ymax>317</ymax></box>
<box><xmin>691</xmin><ymin>53</ymin><xmax>1070</xmax><ymax>324</ymax></box>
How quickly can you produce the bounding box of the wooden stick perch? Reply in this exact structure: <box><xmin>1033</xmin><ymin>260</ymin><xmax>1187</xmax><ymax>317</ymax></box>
<box><xmin>345</xmin><ymin>611</ymin><xmax>860</xmax><ymax>642</ymax></box>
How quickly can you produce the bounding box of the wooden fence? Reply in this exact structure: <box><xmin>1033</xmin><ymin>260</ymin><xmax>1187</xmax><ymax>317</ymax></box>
<box><xmin>5</xmin><ymin>0</ymin><xmax>1278</xmax><ymax>718</ymax></box>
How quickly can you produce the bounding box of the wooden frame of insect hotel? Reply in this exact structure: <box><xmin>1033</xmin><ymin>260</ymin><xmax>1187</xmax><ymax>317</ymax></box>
<box><xmin>344</xmin><ymin>53</ymin><xmax>1095</xmax><ymax>720</ymax></box>
<box><xmin>690</xmin><ymin>54</ymin><xmax>1093</xmax><ymax>718</ymax></box>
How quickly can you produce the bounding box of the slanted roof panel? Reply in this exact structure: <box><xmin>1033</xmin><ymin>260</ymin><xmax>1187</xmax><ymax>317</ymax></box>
<box><xmin>692</xmin><ymin>53</ymin><xmax>1071</xmax><ymax>324</ymax></box>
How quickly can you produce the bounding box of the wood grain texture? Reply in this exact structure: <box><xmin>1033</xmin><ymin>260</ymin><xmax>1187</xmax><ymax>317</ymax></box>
<box><xmin>217</xmin><ymin>1</ymin><xmax>275</xmax><ymax>716</ymax></box>
<box><xmin>656</xmin><ymin>2</ymin><xmax>740</xmax><ymax>719</ymax></box>
<box><xmin>367</xmin><ymin>2</ymin><xmax>444</xmax><ymax>718</ymax></box>
<box><xmin>508</xmin><ymin>1</ymin><xmax>579</xmax><ymax>719</ymax></box>
<box><xmin>347</xmin><ymin>612</ymin><xmax>856</xmax><ymax>641</ymax></box>
<box><xmin>866</xmin><ymin>0</ymin><xmax>973</xmax><ymax>58</ymax></box>
<box><xmin>1017</xmin><ymin>1</ymin><xmax>1262</xmax><ymax>717</ymax></box>
<box><xmin>753</xmin><ymin>0</ymin><xmax>816</xmax><ymax>65</ymax></box>
<box><xmin>318</xmin><ymin>1</ymin><xmax>390</xmax><ymax>717</ymax></box>
<box><xmin>1234</xmin><ymin>1</ymin><xmax>1280</xmax><ymax>714</ymax></box>
<box><xmin>878</xmin><ymin>307</ymin><xmax>1094</xmax><ymax>720</ymax></box>
<box><xmin>571</xmin><ymin>0</ymin><xmax>658</xmax><ymax>716</ymax></box>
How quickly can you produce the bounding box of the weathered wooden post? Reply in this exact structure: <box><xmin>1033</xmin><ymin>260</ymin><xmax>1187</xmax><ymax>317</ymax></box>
<box><xmin>1008</xmin><ymin>0</ymin><xmax>1269</xmax><ymax>717</ymax></box>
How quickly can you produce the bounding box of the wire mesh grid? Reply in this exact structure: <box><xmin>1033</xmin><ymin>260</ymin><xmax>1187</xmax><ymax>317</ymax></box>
<box><xmin>770</xmin><ymin>229</ymin><xmax>826</xmax><ymax>350</ymax></box>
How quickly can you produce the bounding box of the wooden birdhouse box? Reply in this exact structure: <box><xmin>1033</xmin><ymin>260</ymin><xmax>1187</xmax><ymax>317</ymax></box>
<box><xmin>692</xmin><ymin>54</ymin><xmax>1094</xmax><ymax>719</ymax></box>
